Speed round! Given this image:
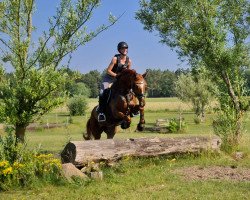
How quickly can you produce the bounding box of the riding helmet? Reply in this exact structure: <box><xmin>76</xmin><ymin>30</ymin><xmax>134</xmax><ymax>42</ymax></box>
<box><xmin>117</xmin><ymin>41</ymin><xmax>128</xmax><ymax>50</ymax></box>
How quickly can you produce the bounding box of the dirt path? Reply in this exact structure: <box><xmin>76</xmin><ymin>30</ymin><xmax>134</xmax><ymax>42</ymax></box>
<box><xmin>176</xmin><ymin>166</ymin><xmax>250</xmax><ymax>181</ymax></box>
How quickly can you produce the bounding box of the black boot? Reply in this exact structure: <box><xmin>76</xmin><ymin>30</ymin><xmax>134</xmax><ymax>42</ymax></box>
<box><xmin>97</xmin><ymin>94</ymin><xmax>106</xmax><ymax>122</ymax></box>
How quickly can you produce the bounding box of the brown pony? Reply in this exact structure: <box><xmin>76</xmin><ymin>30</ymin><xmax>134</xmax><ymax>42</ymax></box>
<box><xmin>84</xmin><ymin>69</ymin><xmax>147</xmax><ymax>140</ymax></box>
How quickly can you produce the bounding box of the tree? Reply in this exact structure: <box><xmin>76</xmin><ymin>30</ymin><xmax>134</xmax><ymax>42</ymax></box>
<box><xmin>62</xmin><ymin>68</ymin><xmax>91</xmax><ymax>97</ymax></box>
<box><xmin>244</xmin><ymin>69</ymin><xmax>250</xmax><ymax>95</ymax></box>
<box><xmin>136</xmin><ymin>0</ymin><xmax>250</xmax><ymax>149</ymax></box>
<box><xmin>159</xmin><ymin>70</ymin><xmax>177</xmax><ymax>97</ymax></box>
<box><xmin>175</xmin><ymin>68</ymin><xmax>215</xmax><ymax>122</ymax></box>
<box><xmin>145</xmin><ymin>69</ymin><xmax>176</xmax><ymax>97</ymax></box>
<box><xmin>80</xmin><ymin>70</ymin><xmax>101</xmax><ymax>98</ymax></box>
<box><xmin>0</xmin><ymin>0</ymin><xmax>118</xmax><ymax>142</ymax></box>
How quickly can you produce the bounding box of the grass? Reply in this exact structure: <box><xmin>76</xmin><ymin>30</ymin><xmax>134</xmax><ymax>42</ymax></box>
<box><xmin>1</xmin><ymin>154</ymin><xmax>250</xmax><ymax>199</ymax></box>
<box><xmin>0</xmin><ymin>97</ymin><xmax>250</xmax><ymax>199</ymax></box>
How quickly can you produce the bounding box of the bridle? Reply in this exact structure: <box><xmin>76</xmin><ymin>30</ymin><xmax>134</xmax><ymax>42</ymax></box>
<box><xmin>131</xmin><ymin>78</ymin><xmax>147</xmax><ymax>108</ymax></box>
<box><xmin>133</xmin><ymin>80</ymin><xmax>146</xmax><ymax>99</ymax></box>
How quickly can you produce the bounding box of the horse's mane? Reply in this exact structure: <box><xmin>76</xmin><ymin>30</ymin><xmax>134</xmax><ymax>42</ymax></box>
<box><xmin>112</xmin><ymin>69</ymin><xmax>137</xmax><ymax>91</ymax></box>
<box><xmin>120</xmin><ymin>69</ymin><xmax>136</xmax><ymax>80</ymax></box>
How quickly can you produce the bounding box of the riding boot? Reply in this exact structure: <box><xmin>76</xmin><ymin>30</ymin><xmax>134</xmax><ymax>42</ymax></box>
<box><xmin>97</xmin><ymin>94</ymin><xmax>106</xmax><ymax>122</ymax></box>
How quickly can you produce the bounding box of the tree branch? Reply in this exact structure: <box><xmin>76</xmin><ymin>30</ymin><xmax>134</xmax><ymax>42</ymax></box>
<box><xmin>27</xmin><ymin>3</ymin><xmax>65</xmax><ymax>69</ymax></box>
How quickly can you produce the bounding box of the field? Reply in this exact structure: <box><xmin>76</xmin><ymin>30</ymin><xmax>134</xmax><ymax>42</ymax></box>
<box><xmin>0</xmin><ymin>98</ymin><xmax>250</xmax><ymax>200</ymax></box>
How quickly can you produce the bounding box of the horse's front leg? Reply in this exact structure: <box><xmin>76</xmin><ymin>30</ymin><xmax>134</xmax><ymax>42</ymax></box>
<box><xmin>137</xmin><ymin>98</ymin><xmax>146</xmax><ymax>131</ymax></box>
<box><xmin>116</xmin><ymin>112</ymin><xmax>131</xmax><ymax>129</ymax></box>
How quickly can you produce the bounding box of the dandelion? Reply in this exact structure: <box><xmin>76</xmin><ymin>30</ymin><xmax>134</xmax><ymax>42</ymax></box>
<box><xmin>0</xmin><ymin>160</ymin><xmax>9</xmax><ymax>168</ymax></box>
<box><xmin>3</xmin><ymin>167</ymin><xmax>13</xmax><ymax>176</ymax></box>
<box><xmin>50</xmin><ymin>159</ymin><xmax>61</xmax><ymax>167</ymax></box>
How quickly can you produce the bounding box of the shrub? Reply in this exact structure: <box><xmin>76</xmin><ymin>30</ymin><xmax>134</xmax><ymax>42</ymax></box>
<box><xmin>67</xmin><ymin>95</ymin><xmax>88</xmax><ymax>116</ymax></box>
<box><xmin>193</xmin><ymin>116</ymin><xmax>201</xmax><ymax>124</ymax></box>
<box><xmin>0</xmin><ymin>130</ymin><xmax>63</xmax><ymax>191</ymax></box>
<box><xmin>212</xmin><ymin>106</ymin><xmax>241</xmax><ymax>153</ymax></box>
<box><xmin>166</xmin><ymin>118</ymin><xmax>185</xmax><ymax>133</ymax></box>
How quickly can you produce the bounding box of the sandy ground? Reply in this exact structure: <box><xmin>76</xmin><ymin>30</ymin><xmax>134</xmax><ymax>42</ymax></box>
<box><xmin>175</xmin><ymin>166</ymin><xmax>250</xmax><ymax>181</ymax></box>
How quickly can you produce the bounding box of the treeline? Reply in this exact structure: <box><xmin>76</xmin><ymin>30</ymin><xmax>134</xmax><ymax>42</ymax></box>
<box><xmin>63</xmin><ymin>68</ymin><xmax>250</xmax><ymax>98</ymax></box>
<box><xmin>64</xmin><ymin>68</ymin><xmax>190</xmax><ymax>98</ymax></box>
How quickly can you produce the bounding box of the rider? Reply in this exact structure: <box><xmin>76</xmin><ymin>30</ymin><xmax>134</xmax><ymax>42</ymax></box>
<box><xmin>97</xmin><ymin>41</ymin><xmax>132</xmax><ymax>122</ymax></box>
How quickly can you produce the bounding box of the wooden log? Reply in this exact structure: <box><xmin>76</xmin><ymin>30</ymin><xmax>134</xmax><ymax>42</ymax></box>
<box><xmin>61</xmin><ymin>136</ymin><xmax>221</xmax><ymax>167</ymax></box>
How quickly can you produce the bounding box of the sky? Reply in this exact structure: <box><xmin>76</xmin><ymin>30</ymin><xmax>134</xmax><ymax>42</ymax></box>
<box><xmin>34</xmin><ymin>0</ymin><xmax>186</xmax><ymax>74</ymax></box>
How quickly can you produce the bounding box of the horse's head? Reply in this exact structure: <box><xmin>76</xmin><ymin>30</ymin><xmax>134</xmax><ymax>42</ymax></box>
<box><xmin>132</xmin><ymin>71</ymin><xmax>148</xmax><ymax>101</ymax></box>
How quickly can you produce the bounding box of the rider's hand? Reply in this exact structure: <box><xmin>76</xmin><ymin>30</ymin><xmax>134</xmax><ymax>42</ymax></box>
<box><xmin>115</xmin><ymin>73</ymin><xmax>121</xmax><ymax>79</ymax></box>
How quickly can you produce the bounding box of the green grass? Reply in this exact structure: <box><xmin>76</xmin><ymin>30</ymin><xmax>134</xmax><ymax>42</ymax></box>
<box><xmin>0</xmin><ymin>97</ymin><xmax>250</xmax><ymax>199</ymax></box>
<box><xmin>1</xmin><ymin>155</ymin><xmax>250</xmax><ymax>200</ymax></box>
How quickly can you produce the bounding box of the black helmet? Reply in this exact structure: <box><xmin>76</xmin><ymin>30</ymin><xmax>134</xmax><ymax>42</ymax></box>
<box><xmin>117</xmin><ymin>41</ymin><xmax>128</xmax><ymax>51</ymax></box>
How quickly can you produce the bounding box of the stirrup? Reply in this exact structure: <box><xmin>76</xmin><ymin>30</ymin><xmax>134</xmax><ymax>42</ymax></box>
<box><xmin>132</xmin><ymin>111</ymin><xmax>140</xmax><ymax>117</ymax></box>
<box><xmin>98</xmin><ymin>113</ymin><xmax>106</xmax><ymax>122</ymax></box>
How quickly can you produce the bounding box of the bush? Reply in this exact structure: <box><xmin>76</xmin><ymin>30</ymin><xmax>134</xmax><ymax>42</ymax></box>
<box><xmin>0</xmin><ymin>131</ymin><xmax>63</xmax><ymax>191</ymax></box>
<box><xmin>67</xmin><ymin>95</ymin><xmax>88</xmax><ymax>116</ymax></box>
<box><xmin>212</xmin><ymin>106</ymin><xmax>241</xmax><ymax>153</ymax></box>
<box><xmin>166</xmin><ymin>118</ymin><xmax>185</xmax><ymax>133</ymax></box>
<box><xmin>193</xmin><ymin>116</ymin><xmax>201</xmax><ymax>124</ymax></box>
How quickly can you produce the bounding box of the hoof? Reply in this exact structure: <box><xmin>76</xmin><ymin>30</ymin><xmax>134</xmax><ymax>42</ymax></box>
<box><xmin>137</xmin><ymin>123</ymin><xmax>145</xmax><ymax>131</ymax></box>
<box><xmin>121</xmin><ymin>121</ymin><xmax>130</xmax><ymax>129</ymax></box>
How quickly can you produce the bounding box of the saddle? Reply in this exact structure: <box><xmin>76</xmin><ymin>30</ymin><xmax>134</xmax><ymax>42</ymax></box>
<box><xmin>100</xmin><ymin>88</ymin><xmax>134</xmax><ymax>120</ymax></box>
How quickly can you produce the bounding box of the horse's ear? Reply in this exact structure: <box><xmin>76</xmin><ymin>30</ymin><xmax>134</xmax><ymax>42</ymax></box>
<box><xmin>142</xmin><ymin>70</ymin><xmax>148</xmax><ymax>78</ymax></box>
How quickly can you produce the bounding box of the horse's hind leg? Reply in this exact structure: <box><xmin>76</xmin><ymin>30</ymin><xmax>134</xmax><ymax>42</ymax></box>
<box><xmin>105</xmin><ymin>125</ymin><xmax>118</xmax><ymax>139</ymax></box>
<box><xmin>84</xmin><ymin>117</ymin><xmax>103</xmax><ymax>140</ymax></box>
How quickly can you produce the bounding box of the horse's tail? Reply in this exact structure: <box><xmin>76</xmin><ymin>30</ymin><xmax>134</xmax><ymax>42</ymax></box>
<box><xmin>83</xmin><ymin>119</ymin><xmax>92</xmax><ymax>140</ymax></box>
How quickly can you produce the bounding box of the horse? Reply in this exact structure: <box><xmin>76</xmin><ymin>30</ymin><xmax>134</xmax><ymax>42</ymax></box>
<box><xmin>84</xmin><ymin>69</ymin><xmax>147</xmax><ymax>140</ymax></box>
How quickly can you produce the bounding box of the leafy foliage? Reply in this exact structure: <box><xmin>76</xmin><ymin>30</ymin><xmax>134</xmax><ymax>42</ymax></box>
<box><xmin>136</xmin><ymin>0</ymin><xmax>250</xmax><ymax>149</ymax></box>
<box><xmin>67</xmin><ymin>95</ymin><xmax>88</xmax><ymax>116</ymax></box>
<box><xmin>166</xmin><ymin>118</ymin><xmax>185</xmax><ymax>133</ymax></box>
<box><xmin>212</xmin><ymin>105</ymin><xmax>242</xmax><ymax>153</ymax></box>
<box><xmin>63</xmin><ymin>68</ymin><xmax>91</xmax><ymax>97</ymax></box>
<box><xmin>80</xmin><ymin>70</ymin><xmax>102</xmax><ymax>98</ymax></box>
<box><xmin>0</xmin><ymin>130</ymin><xmax>63</xmax><ymax>191</ymax></box>
<box><xmin>0</xmin><ymin>0</ymin><xmax>117</xmax><ymax>141</ymax></box>
<box><xmin>145</xmin><ymin>69</ymin><xmax>177</xmax><ymax>97</ymax></box>
<box><xmin>175</xmin><ymin>67</ymin><xmax>216</xmax><ymax>121</ymax></box>
<box><xmin>244</xmin><ymin>69</ymin><xmax>250</xmax><ymax>96</ymax></box>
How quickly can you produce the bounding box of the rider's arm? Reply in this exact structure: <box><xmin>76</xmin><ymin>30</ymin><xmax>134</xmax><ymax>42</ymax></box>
<box><xmin>107</xmin><ymin>57</ymin><xmax>118</xmax><ymax>77</ymax></box>
<box><xmin>127</xmin><ymin>59</ymin><xmax>132</xmax><ymax>69</ymax></box>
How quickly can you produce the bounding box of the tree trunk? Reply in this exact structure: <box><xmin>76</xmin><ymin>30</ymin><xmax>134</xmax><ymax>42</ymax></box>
<box><xmin>221</xmin><ymin>70</ymin><xmax>240</xmax><ymax>113</ymax></box>
<box><xmin>221</xmin><ymin>70</ymin><xmax>243</xmax><ymax>140</ymax></box>
<box><xmin>15</xmin><ymin>125</ymin><xmax>26</xmax><ymax>143</ymax></box>
<box><xmin>61</xmin><ymin>136</ymin><xmax>221</xmax><ymax>167</ymax></box>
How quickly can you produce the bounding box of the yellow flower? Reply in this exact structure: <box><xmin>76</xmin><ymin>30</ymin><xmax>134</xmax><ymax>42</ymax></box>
<box><xmin>13</xmin><ymin>162</ymin><xmax>24</xmax><ymax>169</ymax></box>
<box><xmin>2</xmin><ymin>167</ymin><xmax>13</xmax><ymax>176</ymax></box>
<box><xmin>0</xmin><ymin>160</ymin><xmax>9</xmax><ymax>167</ymax></box>
<box><xmin>35</xmin><ymin>153</ymin><xmax>53</xmax><ymax>159</ymax></box>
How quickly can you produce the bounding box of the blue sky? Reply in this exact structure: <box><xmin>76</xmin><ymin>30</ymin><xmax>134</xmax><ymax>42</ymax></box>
<box><xmin>34</xmin><ymin>0</ymin><xmax>185</xmax><ymax>74</ymax></box>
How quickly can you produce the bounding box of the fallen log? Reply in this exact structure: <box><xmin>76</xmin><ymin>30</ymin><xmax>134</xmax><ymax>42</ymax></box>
<box><xmin>61</xmin><ymin>136</ymin><xmax>221</xmax><ymax>167</ymax></box>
